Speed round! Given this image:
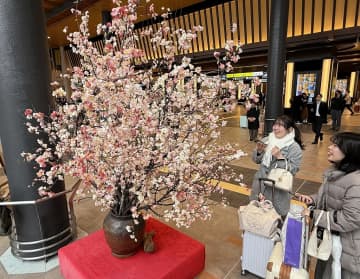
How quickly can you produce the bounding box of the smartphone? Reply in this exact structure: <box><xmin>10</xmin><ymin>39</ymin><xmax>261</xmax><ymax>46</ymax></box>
<box><xmin>255</xmin><ymin>137</ymin><xmax>269</xmax><ymax>145</ymax></box>
<box><xmin>317</xmin><ymin>227</ymin><xmax>324</xmax><ymax>240</ymax></box>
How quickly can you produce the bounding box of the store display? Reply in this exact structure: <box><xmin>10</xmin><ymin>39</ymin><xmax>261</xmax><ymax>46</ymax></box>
<box><xmin>295</xmin><ymin>73</ymin><xmax>317</xmax><ymax>103</ymax></box>
<box><xmin>335</xmin><ymin>79</ymin><xmax>347</xmax><ymax>94</ymax></box>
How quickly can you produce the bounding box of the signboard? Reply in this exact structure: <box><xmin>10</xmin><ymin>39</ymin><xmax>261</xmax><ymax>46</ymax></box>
<box><xmin>226</xmin><ymin>71</ymin><xmax>264</xmax><ymax>79</ymax></box>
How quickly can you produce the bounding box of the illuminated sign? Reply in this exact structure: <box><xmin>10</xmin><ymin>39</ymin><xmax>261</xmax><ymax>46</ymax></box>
<box><xmin>226</xmin><ymin>71</ymin><xmax>264</xmax><ymax>78</ymax></box>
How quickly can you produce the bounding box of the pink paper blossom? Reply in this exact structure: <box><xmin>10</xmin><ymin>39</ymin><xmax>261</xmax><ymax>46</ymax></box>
<box><xmin>22</xmin><ymin>1</ymin><xmax>245</xmax><ymax>230</ymax></box>
<box><xmin>24</xmin><ymin>109</ymin><xmax>33</xmax><ymax>117</ymax></box>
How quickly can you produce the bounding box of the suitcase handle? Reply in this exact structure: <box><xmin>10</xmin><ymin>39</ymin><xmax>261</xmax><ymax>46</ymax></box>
<box><xmin>258</xmin><ymin>178</ymin><xmax>296</xmax><ymax>202</ymax></box>
<box><xmin>258</xmin><ymin>178</ymin><xmax>276</xmax><ymax>201</ymax></box>
<box><xmin>259</xmin><ymin>178</ymin><xmax>276</xmax><ymax>185</ymax></box>
<box><xmin>260</xmin><ymin>178</ymin><xmax>296</xmax><ymax>195</ymax></box>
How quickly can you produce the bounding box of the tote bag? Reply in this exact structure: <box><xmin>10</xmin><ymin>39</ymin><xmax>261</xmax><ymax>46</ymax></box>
<box><xmin>281</xmin><ymin>204</ymin><xmax>306</xmax><ymax>269</ymax></box>
<box><xmin>238</xmin><ymin>200</ymin><xmax>281</xmax><ymax>238</ymax></box>
<box><xmin>307</xmin><ymin>210</ymin><xmax>332</xmax><ymax>261</ymax></box>
<box><xmin>267</xmin><ymin>160</ymin><xmax>293</xmax><ymax>192</ymax></box>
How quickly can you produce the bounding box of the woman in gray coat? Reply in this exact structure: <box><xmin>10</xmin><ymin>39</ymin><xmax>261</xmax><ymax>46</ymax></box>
<box><xmin>299</xmin><ymin>132</ymin><xmax>360</xmax><ymax>278</ymax></box>
<box><xmin>250</xmin><ymin>115</ymin><xmax>304</xmax><ymax>217</ymax></box>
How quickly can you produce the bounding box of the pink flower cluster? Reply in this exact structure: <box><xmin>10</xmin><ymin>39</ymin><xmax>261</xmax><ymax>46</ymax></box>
<box><xmin>23</xmin><ymin>1</ymin><xmax>245</xmax><ymax>228</ymax></box>
<box><xmin>215</xmin><ymin>40</ymin><xmax>243</xmax><ymax>72</ymax></box>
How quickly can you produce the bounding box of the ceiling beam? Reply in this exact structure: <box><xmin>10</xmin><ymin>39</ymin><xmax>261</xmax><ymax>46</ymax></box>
<box><xmin>46</xmin><ymin>0</ymin><xmax>78</xmax><ymax>20</ymax></box>
<box><xmin>45</xmin><ymin>0</ymin><xmax>98</xmax><ymax>21</ymax></box>
<box><xmin>43</xmin><ymin>1</ymin><xmax>56</xmax><ymax>10</ymax></box>
<box><xmin>46</xmin><ymin>0</ymin><xmax>65</xmax><ymax>4</ymax></box>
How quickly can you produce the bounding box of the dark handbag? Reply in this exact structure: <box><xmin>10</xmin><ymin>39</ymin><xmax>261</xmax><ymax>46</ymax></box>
<box><xmin>0</xmin><ymin>203</ymin><xmax>11</xmax><ymax>236</ymax></box>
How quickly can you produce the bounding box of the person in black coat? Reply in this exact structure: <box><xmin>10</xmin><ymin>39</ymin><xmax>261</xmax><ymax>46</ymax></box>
<box><xmin>310</xmin><ymin>93</ymin><xmax>328</xmax><ymax>144</ymax></box>
<box><xmin>246</xmin><ymin>100</ymin><xmax>260</xmax><ymax>141</ymax></box>
<box><xmin>290</xmin><ymin>94</ymin><xmax>303</xmax><ymax>123</ymax></box>
<box><xmin>330</xmin><ymin>90</ymin><xmax>346</xmax><ymax>131</ymax></box>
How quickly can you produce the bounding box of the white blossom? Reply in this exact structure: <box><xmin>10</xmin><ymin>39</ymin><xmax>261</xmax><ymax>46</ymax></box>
<box><xmin>22</xmin><ymin>1</ymin><xmax>246</xmax><ymax>236</ymax></box>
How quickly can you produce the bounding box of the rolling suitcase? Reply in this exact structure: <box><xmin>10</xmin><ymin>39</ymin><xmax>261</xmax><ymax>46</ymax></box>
<box><xmin>241</xmin><ymin>230</ymin><xmax>276</xmax><ymax>278</ymax></box>
<box><xmin>266</xmin><ymin>204</ymin><xmax>310</xmax><ymax>279</ymax></box>
<box><xmin>240</xmin><ymin>178</ymin><xmax>282</xmax><ymax>278</ymax></box>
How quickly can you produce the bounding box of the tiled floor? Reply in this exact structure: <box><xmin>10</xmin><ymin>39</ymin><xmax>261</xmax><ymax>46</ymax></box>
<box><xmin>0</xmin><ymin>107</ymin><xmax>359</xmax><ymax>278</ymax></box>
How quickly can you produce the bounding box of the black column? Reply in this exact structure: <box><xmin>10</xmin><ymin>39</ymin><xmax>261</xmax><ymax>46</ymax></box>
<box><xmin>0</xmin><ymin>0</ymin><xmax>72</xmax><ymax>260</ymax></box>
<box><xmin>264</xmin><ymin>0</ymin><xmax>289</xmax><ymax>134</ymax></box>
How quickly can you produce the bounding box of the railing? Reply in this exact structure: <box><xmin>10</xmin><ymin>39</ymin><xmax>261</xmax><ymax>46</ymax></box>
<box><xmin>0</xmin><ymin>179</ymin><xmax>82</xmax><ymax>260</ymax></box>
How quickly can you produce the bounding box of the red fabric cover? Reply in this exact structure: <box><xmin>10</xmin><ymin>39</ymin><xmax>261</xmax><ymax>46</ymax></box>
<box><xmin>58</xmin><ymin>218</ymin><xmax>205</xmax><ymax>279</ymax></box>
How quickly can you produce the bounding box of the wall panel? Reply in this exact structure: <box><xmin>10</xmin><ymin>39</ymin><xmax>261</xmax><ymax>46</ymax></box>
<box><xmin>334</xmin><ymin>0</ymin><xmax>345</xmax><ymax>29</ymax></box>
<box><xmin>245</xmin><ymin>0</ymin><xmax>253</xmax><ymax>44</ymax></box>
<box><xmin>231</xmin><ymin>1</ymin><xmax>239</xmax><ymax>43</ymax></box>
<box><xmin>313</xmin><ymin>0</ymin><xmax>323</xmax><ymax>32</ymax></box>
<box><xmin>252</xmin><ymin>0</ymin><xmax>260</xmax><ymax>42</ymax></box>
<box><xmin>237</xmin><ymin>0</ymin><xmax>247</xmax><ymax>44</ymax></box>
<box><xmin>206</xmin><ymin>8</ymin><xmax>215</xmax><ymax>50</ymax></box>
<box><xmin>303</xmin><ymin>0</ymin><xmax>313</xmax><ymax>34</ymax></box>
<box><xmin>287</xmin><ymin>0</ymin><xmax>294</xmax><ymax>37</ymax></box>
<box><xmin>346</xmin><ymin>0</ymin><xmax>357</xmax><ymax>27</ymax></box>
<box><xmin>260</xmin><ymin>0</ymin><xmax>268</xmax><ymax>41</ymax></box>
<box><xmin>294</xmin><ymin>0</ymin><xmax>303</xmax><ymax>35</ymax></box>
<box><xmin>199</xmin><ymin>10</ymin><xmax>209</xmax><ymax>51</ymax></box>
<box><xmin>211</xmin><ymin>6</ymin><xmax>221</xmax><ymax>48</ymax></box>
<box><xmin>224</xmin><ymin>3</ymin><xmax>232</xmax><ymax>41</ymax></box>
<box><xmin>217</xmin><ymin>5</ymin><xmax>226</xmax><ymax>47</ymax></box>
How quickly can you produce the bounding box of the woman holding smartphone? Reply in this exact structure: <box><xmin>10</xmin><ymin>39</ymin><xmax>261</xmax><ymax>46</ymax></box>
<box><xmin>298</xmin><ymin>132</ymin><xmax>360</xmax><ymax>278</ymax></box>
<box><xmin>249</xmin><ymin>115</ymin><xmax>304</xmax><ymax>217</ymax></box>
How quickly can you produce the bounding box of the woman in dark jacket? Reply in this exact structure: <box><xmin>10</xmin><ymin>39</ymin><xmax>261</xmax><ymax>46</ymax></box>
<box><xmin>298</xmin><ymin>132</ymin><xmax>360</xmax><ymax>278</ymax></box>
<box><xmin>330</xmin><ymin>90</ymin><xmax>346</xmax><ymax>131</ymax></box>
<box><xmin>246</xmin><ymin>100</ymin><xmax>260</xmax><ymax>141</ymax></box>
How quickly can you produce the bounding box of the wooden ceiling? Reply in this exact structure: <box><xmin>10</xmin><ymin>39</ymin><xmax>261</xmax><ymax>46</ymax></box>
<box><xmin>45</xmin><ymin>0</ymin><xmax>360</xmax><ymax>73</ymax></box>
<box><xmin>44</xmin><ymin>0</ymin><xmax>205</xmax><ymax>47</ymax></box>
<box><xmin>43</xmin><ymin>0</ymin><xmax>65</xmax><ymax>12</ymax></box>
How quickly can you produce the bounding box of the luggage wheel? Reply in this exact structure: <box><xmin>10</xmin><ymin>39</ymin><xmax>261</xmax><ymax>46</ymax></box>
<box><xmin>241</xmin><ymin>269</ymin><xmax>246</xmax><ymax>276</ymax></box>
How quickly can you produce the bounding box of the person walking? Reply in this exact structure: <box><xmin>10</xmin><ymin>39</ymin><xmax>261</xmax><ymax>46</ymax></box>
<box><xmin>344</xmin><ymin>91</ymin><xmax>354</xmax><ymax>115</ymax></box>
<box><xmin>292</xmin><ymin>94</ymin><xmax>303</xmax><ymax>124</ymax></box>
<box><xmin>298</xmin><ymin>132</ymin><xmax>360</xmax><ymax>278</ymax></box>
<box><xmin>330</xmin><ymin>90</ymin><xmax>345</xmax><ymax>131</ymax></box>
<box><xmin>300</xmin><ymin>92</ymin><xmax>309</xmax><ymax>123</ymax></box>
<box><xmin>310</xmin><ymin>93</ymin><xmax>328</xmax><ymax>144</ymax></box>
<box><xmin>246</xmin><ymin>100</ymin><xmax>260</xmax><ymax>141</ymax></box>
<box><xmin>250</xmin><ymin>115</ymin><xmax>304</xmax><ymax>217</ymax></box>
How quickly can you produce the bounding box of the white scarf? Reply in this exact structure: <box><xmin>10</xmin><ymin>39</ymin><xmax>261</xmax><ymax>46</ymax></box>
<box><xmin>262</xmin><ymin>129</ymin><xmax>295</xmax><ymax>167</ymax></box>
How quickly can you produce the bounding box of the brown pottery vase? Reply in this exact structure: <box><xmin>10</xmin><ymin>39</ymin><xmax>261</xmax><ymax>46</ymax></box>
<box><xmin>103</xmin><ymin>212</ymin><xmax>145</xmax><ymax>258</ymax></box>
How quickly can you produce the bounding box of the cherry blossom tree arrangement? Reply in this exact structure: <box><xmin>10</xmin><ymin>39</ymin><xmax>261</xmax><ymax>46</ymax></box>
<box><xmin>22</xmin><ymin>0</ymin><xmax>245</xmax><ymax>229</ymax></box>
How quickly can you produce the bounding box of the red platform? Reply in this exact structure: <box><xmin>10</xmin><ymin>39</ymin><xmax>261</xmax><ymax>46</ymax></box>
<box><xmin>58</xmin><ymin>218</ymin><xmax>205</xmax><ymax>279</ymax></box>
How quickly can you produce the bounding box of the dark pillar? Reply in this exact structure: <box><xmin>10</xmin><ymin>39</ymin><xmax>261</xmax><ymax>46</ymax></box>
<box><xmin>0</xmin><ymin>0</ymin><xmax>72</xmax><ymax>260</ymax></box>
<box><xmin>102</xmin><ymin>10</ymin><xmax>112</xmax><ymax>25</ymax></box>
<box><xmin>264</xmin><ymin>0</ymin><xmax>289</xmax><ymax>134</ymax></box>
